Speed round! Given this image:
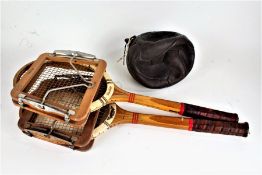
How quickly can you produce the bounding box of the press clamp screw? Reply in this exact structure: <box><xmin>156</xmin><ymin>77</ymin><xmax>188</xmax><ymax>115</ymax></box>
<box><xmin>18</xmin><ymin>93</ymin><xmax>26</xmax><ymax>108</ymax></box>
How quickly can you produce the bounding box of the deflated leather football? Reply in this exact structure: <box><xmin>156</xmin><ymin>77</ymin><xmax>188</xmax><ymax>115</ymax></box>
<box><xmin>126</xmin><ymin>31</ymin><xmax>195</xmax><ymax>89</ymax></box>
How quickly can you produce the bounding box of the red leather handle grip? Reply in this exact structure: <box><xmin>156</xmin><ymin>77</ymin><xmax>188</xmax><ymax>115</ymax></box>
<box><xmin>192</xmin><ymin>119</ymin><xmax>249</xmax><ymax>137</ymax></box>
<box><xmin>180</xmin><ymin>103</ymin><xmax>239</xmax><ymax>122</ymax></box>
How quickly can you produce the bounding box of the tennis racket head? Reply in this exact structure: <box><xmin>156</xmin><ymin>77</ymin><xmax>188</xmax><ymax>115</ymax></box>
<box><xmin>18</xmin><ymin>104</ymin><xmax>115</xmax><ymax>151</ymax></box>
<box><xmin>18</xmin><ymin>107</ymin><xmax>100</xmax><ymax>151</ymax></box>
<box><xmin>11</xmin><ymin>50</ymin><xmax>106</xmax><ymax>125</ymax></box>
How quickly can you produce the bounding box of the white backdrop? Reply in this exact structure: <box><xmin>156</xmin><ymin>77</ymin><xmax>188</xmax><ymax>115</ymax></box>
<box><xmin>1</xmin><ymin>1</ymin><xmax>261</xmax><ymax>175</ymax></box>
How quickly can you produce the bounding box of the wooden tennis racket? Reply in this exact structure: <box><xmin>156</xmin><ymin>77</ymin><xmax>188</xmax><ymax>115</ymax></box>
<box><xmin>93</xmin><ymin>104</ymin><xmax>249</xmax><ymax>138</ymax></box>
<box><xmin>13</xmin><ymin>50</ymin><xmax>239</xmax><ymax>123</ymax></box>
<box><xmin>18</xmin><ymin>103</ymin><xmax>249</xmax><ymax>151</ymax></box>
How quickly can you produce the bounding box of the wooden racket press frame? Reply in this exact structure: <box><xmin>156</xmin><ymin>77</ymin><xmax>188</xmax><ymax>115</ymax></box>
<box><xmin>11</xmin><ymin>50</ymin><xmax>106</xmax><ymax>125</ymax></box>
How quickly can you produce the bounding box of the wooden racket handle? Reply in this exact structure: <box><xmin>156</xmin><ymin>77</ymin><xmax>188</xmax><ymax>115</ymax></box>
<box><xmin>114</xmin><ymin>107</ymin><xmax>248</xmax><ymax>137</ymax></box>
<box><xmin>179</xmin><ymin>103</ymin><xmax>239</xmax><ymax>122</ymax></box>
<box><xmin>127</xmin><ymin>93</ymin><xmax>239</xmax><ymax>122</ymax></box>
<box><xmin>137</xmin><ymin>114</ymin><xmax>249</xmax><ymax>137</ymax></box>
<box><xmin>136</xmin><ymin>114</ymin><xmax>247</xmax><ymax>137</ymax></box>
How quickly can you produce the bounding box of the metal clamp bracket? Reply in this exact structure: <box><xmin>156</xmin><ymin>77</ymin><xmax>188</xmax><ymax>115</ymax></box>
<box><xmin>64</xmin><ymin>110</ymin><xmax>75</xmax><ymax>123</ymax></box>
<box><xmin>53</xmin><ymin>50</ymin><xmax>96</xmax><ymax>59</ymax></box>
<box><xmin>18</xmin><ymin>93</ymin><xmax>26</xmax><ymax>108</ymax></box>
<box><xmin>44</xmin><ymin>120</ymin><xmax>57</xmax><ymax>137</ymax></box>
<box><xmin>18</xmin><ymin>93</ymin><xmax>76</xmax><ymax>123</ymax></box>
<box><xmin>52</xmin><ymin>50</ymin><xmax>96</xmax><ymax>86</ymax></box>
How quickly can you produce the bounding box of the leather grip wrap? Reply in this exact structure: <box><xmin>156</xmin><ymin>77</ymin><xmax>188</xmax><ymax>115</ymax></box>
<box><xmin>192</xmin><ymin>119</ymin><xmax>249</xmax><ymax>137</ymax></box>
<box><xmin>182</xmin><ymin>103</ymin><xmax>239</xmax><ymax>122</ymax></box>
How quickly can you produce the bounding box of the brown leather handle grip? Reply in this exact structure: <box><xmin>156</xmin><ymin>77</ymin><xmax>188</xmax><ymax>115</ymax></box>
<box><xmin>192</xmin><ymin>119</ymin><xmax>248</xmax><ymax>137</ymax></box>
<box><xmin>181</xmin><ymin>103</ymin><xmax>239</xmax><ymax>122</ymax></box>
